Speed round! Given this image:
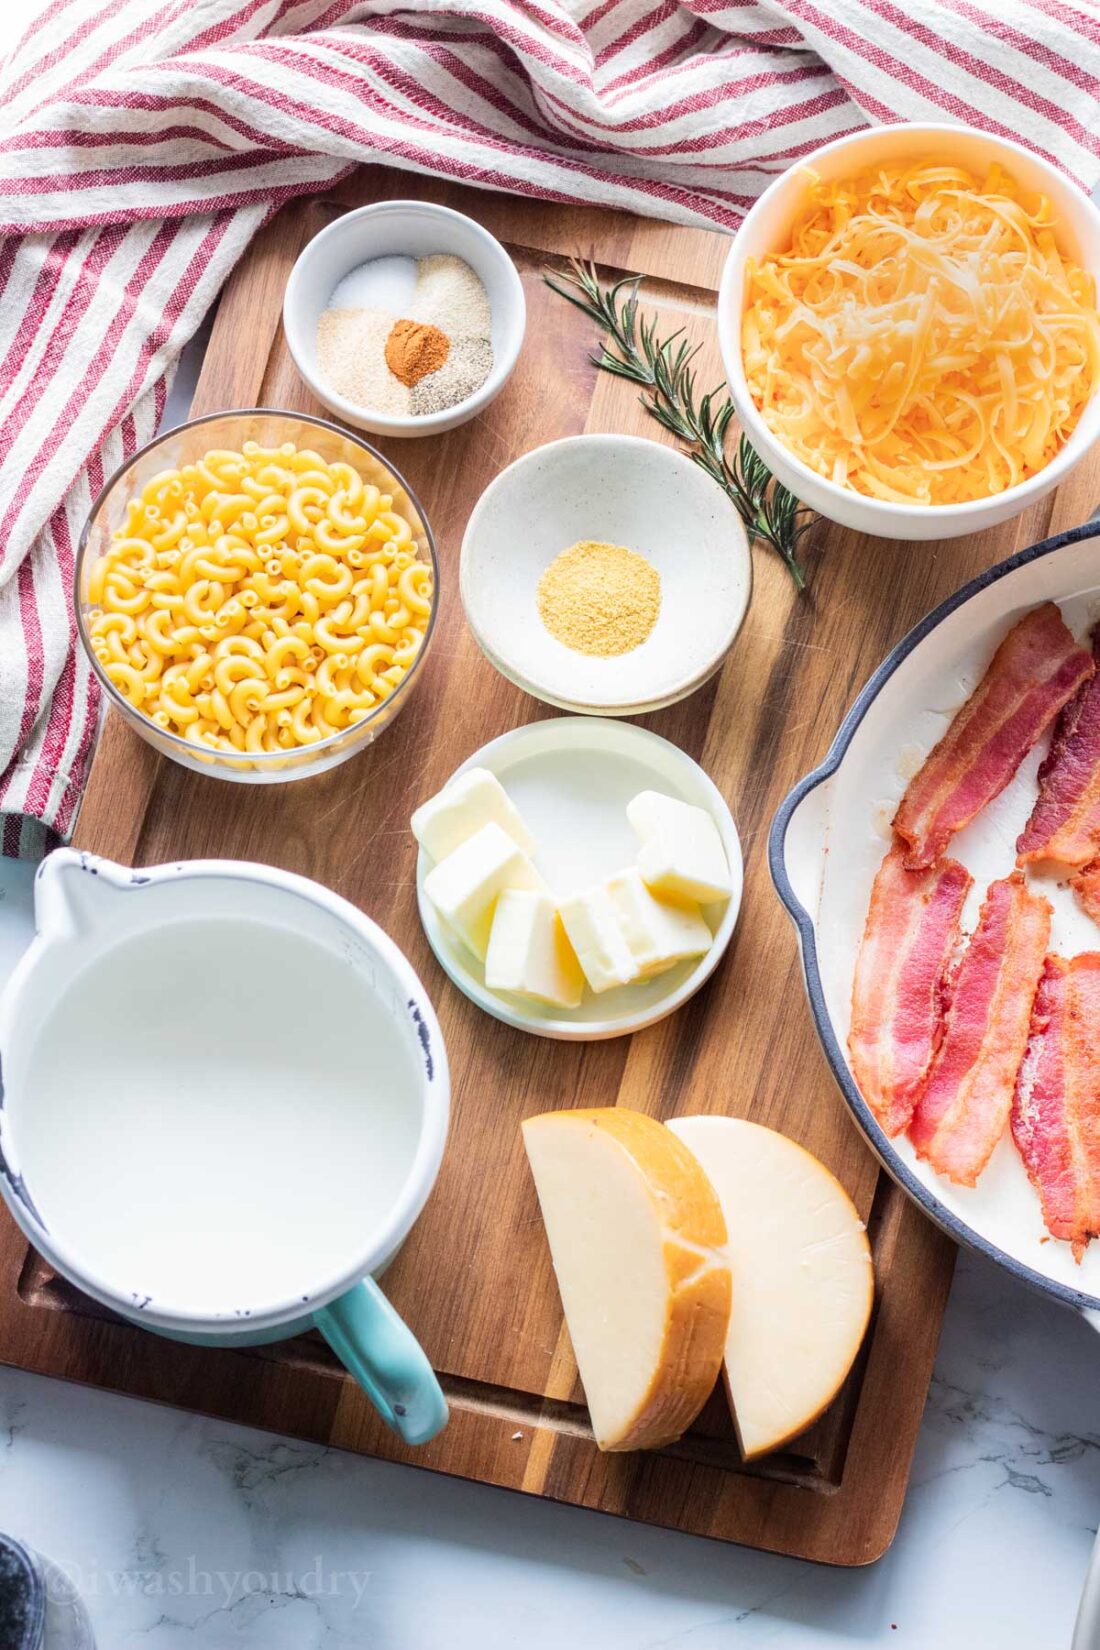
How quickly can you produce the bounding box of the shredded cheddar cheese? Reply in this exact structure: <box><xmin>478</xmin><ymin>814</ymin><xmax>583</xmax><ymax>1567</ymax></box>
<box><xmin>742</xmin><ymin>160</ymin><xmax>1100</xmax><ymax>505</ymax></box>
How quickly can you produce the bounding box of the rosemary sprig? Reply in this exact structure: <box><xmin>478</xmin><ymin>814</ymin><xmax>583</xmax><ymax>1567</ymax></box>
<box><xmin>544</xmin><ymin>256</ymin><xmax>815</xmax><ymax>591</ymax></box>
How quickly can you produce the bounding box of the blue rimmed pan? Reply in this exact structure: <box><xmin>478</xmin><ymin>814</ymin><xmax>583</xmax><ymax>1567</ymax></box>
<box><xmin>769</xmin><ymin>518</ymin><xmax>1100</xmax><ymax>1646</ymax></box>
<box><xmin>770</xmin><ymin>517</ymin><xmax>1100</xmax><ymax>1314</ymax></box>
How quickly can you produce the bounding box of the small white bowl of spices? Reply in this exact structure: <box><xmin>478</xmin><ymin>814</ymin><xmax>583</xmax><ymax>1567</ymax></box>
<box><xmin>460</xmin><ymin>435</ymin><xmax>752</xmax><ymax>715</ymax></box>
<box><xmin>283</xmin><ymin>200</ymin><xmax>526</xmax><ymax>438</ymax></box>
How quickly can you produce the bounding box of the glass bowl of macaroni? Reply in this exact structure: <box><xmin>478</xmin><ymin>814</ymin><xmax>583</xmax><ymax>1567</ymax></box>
<box><xmin>76</xmin><ymin>409</ymin><xmax>439</xmax><ymax>782</ymax></box>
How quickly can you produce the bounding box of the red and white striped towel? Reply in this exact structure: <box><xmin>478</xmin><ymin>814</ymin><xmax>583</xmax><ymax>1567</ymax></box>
<box><xmin>2</xmin><ymin>0</ymin><xmax>1099</xmax><ymax>856</ymax></box>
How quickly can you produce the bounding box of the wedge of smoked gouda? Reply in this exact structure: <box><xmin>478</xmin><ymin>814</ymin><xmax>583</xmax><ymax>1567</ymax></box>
<box><xmin>668</xmin><ymin>1116</ymin><xmax>872</xmax><ymax>1460</ymax></box>
<box><xmin>521</xmin><ymin>1108</ymin><xmax>731</xmax><ymax>1452</ymax></box>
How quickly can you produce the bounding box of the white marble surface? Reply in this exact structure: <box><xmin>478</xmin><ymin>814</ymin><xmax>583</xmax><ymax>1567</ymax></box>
<box><xmin>1</xmin><ymin>836</ymin><xmax>1099</xmax><ymax>1649</ymax></box>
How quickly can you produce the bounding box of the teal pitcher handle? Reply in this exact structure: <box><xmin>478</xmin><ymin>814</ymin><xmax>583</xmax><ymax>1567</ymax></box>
<box><xmin>314</xmin><ymin>1278</ymin><xmax>448</xmax><ymax>1446</ymax></box>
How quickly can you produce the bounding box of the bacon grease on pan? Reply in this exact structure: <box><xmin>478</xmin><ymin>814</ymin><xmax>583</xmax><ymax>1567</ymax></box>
<box><xmin>1072</xmin><ymin>863</ymin><xmax>1100</xmax><ymax>927</ymax></box>
<box><xmin>849</xmin><ymin>846</ymin><xmax>972</xmax><ymax>1137</ymax></box>
<box><xmin>893</xmin><ymin>604</ymin><xmax>1093</xmax><ymax>870</ymax></box>
<box><xmin>1011</xmin><ymin>954</ymin><xmax>1100</xmax><ymax>1260</ymax></box>
<box><xmin>908</xmin><ymin>873</ymin><xmax>1051</xmax><ymax>1187</ymax></box>
<box><xmin>1017</xmin><ymin>628</ymin><xmax>1100</xmax><ymax>868</ymax></box>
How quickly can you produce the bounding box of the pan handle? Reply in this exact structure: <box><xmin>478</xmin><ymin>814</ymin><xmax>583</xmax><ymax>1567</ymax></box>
<box><xmin>1072</xmin><ymin>1311</ymin><xmax>1100</xmax><ymax>1649</ymax></box>
<box><xmin>768</xmin><ymin>769</ymin><xmax>834</xmax><ymax>939</ymax></box>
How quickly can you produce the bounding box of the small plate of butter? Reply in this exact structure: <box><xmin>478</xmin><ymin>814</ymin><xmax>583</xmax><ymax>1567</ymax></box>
<box><xmin>412</xmin><ymin>717</ymin><xmax>742</xmax><ymax>1039</ymax></box>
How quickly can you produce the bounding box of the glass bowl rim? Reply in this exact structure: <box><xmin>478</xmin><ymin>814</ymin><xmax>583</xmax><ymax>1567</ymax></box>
<box><xmin>75</xmin><ymin>406</ymin><xmax>440</xmax><ymax>767</ymax></box>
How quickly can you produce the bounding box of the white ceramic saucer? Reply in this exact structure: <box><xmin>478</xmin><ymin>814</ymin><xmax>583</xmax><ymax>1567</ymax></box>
<box><xmin>415</xmin><ymin>717</ymin><xmax>742</xmax><ymax>1040</ymax></box>
<box><xmin>459</xmin><ymin>435</ymin><xmax>752</xmax><ymax>715</ymax></box>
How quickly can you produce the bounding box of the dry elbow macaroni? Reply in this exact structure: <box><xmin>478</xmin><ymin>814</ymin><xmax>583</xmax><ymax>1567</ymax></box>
<box><xmin>86</xmin><ymin>442</ymin><xmax>433</xmax><ymax>755</ymax></box>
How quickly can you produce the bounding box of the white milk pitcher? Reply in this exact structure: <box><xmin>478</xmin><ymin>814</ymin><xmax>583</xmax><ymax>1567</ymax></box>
<box><xmin>0</xmin><ymin>849</ymin><xmax>449</xmax><ymax>1445</ymax></box>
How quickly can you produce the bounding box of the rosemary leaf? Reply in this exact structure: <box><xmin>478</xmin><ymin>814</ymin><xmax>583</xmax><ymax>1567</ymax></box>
<box><xmin>544</xmin><ymin>256</ymin><xmax>814</xmax><ymax>591</ymax></box>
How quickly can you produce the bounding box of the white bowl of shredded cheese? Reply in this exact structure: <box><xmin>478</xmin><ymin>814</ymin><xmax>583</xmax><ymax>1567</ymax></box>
<box><xmin>720</xmin><ymin>123</ymin><xmax>1100</xmax><ymax>541</ymax></box>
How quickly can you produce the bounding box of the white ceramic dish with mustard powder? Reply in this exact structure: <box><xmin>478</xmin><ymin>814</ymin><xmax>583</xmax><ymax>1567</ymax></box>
<box><xmin>460</xmin><ymin>435</ymin><xmax>752</xmax><ymax>715</ymax></box>
<box><xmin>415</xmin><ymin>717</ymin><xmax>742</xmax><ymax>1040</ymax></box>
<box><xmin>283</xmin><ymin>201</ymin><xmax>526</xmax><ymax>439</ymax></box>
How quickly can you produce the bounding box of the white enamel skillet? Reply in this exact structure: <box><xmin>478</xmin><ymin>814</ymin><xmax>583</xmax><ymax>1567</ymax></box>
<box><xmin>769</xmin><ymin>519</ymin><xmax>1100</xmax><ymax>1644</ymax></box>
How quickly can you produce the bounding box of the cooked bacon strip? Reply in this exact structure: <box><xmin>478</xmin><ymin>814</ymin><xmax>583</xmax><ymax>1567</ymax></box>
<box><xmin>1072</xmin><ymin>862</ymin><xmax>1100</xmax><ymax>926</ymax></box>
<box><xmin>909</xmin><ymin>873</ymin><xmax>1051</xmax><ymax>1186</ymax></box>
<box><xmin>1011</xmin><ymin>954</ymin><xmax>1100</xmax><ymax>1260</ymax></box>
<box><xmin>893</xmin><ymin>604</ymin><xmax>1093</xmax><ymax>870</ymax></box>
<box><xmin>1017</xmin><ymin>628</ymin><xmax>1100</xmax><ymax>866</ymax></box>
<box><xmin>849</xmin><ymin>846</ymin><xmax>972</xmax><ymax>1136</ymax></box>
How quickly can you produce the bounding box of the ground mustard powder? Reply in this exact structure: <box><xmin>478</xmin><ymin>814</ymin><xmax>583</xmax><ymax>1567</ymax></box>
<box><xmin>536</xmin><ymin>540</ymin><xmax>661</xmax><ymax>657</ymax></box>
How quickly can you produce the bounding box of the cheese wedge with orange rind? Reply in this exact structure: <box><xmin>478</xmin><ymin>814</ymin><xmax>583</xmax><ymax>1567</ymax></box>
<box><xmin>668</xmin><ymin>1116</ymin><xmax>873</xmax><ymax>1460</ymax></box>
<box><xmin>521</xmin><ymin>1107</ymin><xmax>731</xmax><ymax>1452</ymax></box>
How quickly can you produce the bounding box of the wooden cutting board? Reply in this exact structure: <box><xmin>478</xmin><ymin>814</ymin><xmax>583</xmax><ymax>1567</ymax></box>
<box><xmin>6</xmin><ymin>166</ymin><xmax>1098</xmax><ymax>1565</ymax></box>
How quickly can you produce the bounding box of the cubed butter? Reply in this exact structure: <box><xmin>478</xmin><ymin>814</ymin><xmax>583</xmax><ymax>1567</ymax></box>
<box><xmin>628</xmin><ymin>790</ymin><xmax>732</xmax><ymax>904</ymax></box>
<box><xmin>485</xmin><ymin>889</ymin><xmax>585</xmax><ymax>1009</ymax></box>
<box><xmin>423</xmin><ymin>822</ymin><xmax>545</xmax><ymax>960</ymax></box>
<box><xmin>559</xmin><ymin>884</ymin><xmax>641</xmax><ymax>994</ymax></box>
<box><xmin>412</xmin><ymin>767</ymin><xmax>536</xmax><ymax>863</ymax></box>
<box><xmin>605</xmin><ymin>867</ymin><xmax>711</xmax><ymax>977</ymax></box>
